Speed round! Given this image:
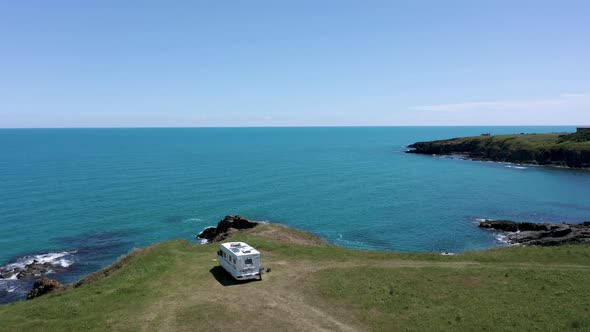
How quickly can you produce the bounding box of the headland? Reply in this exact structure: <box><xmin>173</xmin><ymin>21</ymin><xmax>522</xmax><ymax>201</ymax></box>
<box><xmin>407</xmin><ymin>130</ymin><xmax>590</xmax><ymax>168</ymax></box>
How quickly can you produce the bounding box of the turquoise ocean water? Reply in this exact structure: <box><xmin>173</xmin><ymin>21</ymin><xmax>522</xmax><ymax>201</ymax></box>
<box><xmin>1</xmin><ymin>126</ymin><xmax>589</xmax><ymax>302</ymax></box>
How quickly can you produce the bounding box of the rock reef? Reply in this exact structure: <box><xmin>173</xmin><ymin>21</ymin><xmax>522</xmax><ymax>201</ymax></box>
<box><xmin>479</xmin><ymin>219</ymin><xmax>590</xmax><ymax>246</ymax></box>
<box><xmin>0</xmin><ymin>260</ymin><xmax>66</xmax><ymax>280</ymax></box>
<box><xmin>197</xmin><ymin>215</ymin><xmax>259</xmax><ymax>242</ymax></box>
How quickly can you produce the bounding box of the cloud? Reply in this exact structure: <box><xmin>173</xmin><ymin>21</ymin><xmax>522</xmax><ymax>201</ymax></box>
<box><xmin>410</xmin><ymin>93</ymin><xmax>590</xmax><ymax>112</ymax></box>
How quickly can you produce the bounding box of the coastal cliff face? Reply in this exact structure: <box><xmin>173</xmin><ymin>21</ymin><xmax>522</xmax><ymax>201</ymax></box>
<box><xmin>407</xmin><ymin>132</ymin><xmax>590</xmax><ymax>168</ymax></box>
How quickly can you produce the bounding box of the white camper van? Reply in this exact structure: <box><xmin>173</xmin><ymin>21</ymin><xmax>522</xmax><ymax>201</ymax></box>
<box><xmin>217</xmin><ymin>242</ymin><xmax>261</xmax><ymax>280</ymax></box>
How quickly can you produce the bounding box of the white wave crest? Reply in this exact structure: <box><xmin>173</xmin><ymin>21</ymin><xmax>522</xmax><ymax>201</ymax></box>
<box><xmin>495</xmin><ymin>233</ymin><xmax>511</xmax><ymax>245</ymax></box>
<box><xmin>0</xmin><ymin>280</ymin><xmax>18</xmax><ymax>293</ymax></box>
<box><xmin>505</xmin><ymin>165</ymin><xmax>528</xmax><ymax>170</ymax></box>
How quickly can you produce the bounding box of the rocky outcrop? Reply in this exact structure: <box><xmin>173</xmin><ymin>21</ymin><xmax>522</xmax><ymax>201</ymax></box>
<box><xmin>406</xmin><ymin>134</ymin><xmax>590</xmax><ymax>168</ymax></box>
<box><xmin>197</xmin><ymin>215</ymin><xmax>259</xmax><ymax>242</ymax></box>
<box><xmin>26</xmin><ymin>277</ymin><xmax>64</xmax><ymax>300</ymax></box>
<box><xmin>0</xmin><ymin>260</ymin><xmax>66</xmax><ymax>280</ymax></box>
<box><xmin>479</xmin><ymin>219</ymin><xmax>590</xmax><ymax>246</ymax></box>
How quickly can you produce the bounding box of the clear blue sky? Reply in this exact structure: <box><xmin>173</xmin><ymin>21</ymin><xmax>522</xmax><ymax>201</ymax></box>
<box><xmin>1</xmin><ymin>0</ymin><xmax>589</xmax><ymax>127</ymax></box>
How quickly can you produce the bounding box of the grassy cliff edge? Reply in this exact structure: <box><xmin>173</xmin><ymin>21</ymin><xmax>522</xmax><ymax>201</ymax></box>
<box><xmin>1</xmin><ymin>223</ymin><xmax>590</xmax><ymax>331</ymax></box>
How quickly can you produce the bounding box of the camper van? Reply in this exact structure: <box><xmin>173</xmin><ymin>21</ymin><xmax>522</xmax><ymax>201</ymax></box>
<box><xmin>217</xmin><ymin>242</ymin><xmax>261</xmax><ymax>280</ymax></box>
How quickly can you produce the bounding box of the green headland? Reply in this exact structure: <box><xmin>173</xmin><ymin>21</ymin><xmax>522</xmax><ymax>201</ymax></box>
<box><xmin>1</xmin><ymin>223</ymin><xmax>590</xmax><ymax>331</ymax></box>
<box><xmin>407</xmin><ymin>129</ymin><xmax>590</xmax><ymax>168</ymax></box>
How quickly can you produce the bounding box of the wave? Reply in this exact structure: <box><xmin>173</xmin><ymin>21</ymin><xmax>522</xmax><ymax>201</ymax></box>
<box><xmin>334</xmin><ymin>234</ymin><xmax>370</xmax><ymax>249</ymax></box>
<box><xmin>183</xmin><ymin>218</ymin><xmax>202</xmax><ymax>223</ymax></box>
<box><xmin>494</xmin><ymin>233</ymin><xmax>514</xmax><ymax>245</ymax></box>
<box><xmin>505</xmin><ymin>165</ymin><xmax>528</xmax><ymax>170</ymax></box>
<box><xmin>472</xmin><ymin>218</ymin><xmax>514</xmax><ymax>246</ymax></box>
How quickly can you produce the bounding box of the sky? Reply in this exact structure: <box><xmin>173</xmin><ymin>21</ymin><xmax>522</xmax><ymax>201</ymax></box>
<box><xmin>1</xmin><ymin>0</ymin><xmax>589</xmax><ymax>127</ymax></box>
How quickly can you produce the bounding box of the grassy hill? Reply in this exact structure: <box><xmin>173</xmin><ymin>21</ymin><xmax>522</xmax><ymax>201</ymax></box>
<box><xmin>1</xmin><ymin>224</ymin><xmax>590</xmax><ymax>331</ymax></box>
<box><xmin>407</xmin><ymin>132</ymin><xmax>590</xmax><ymax>168</ymax></box>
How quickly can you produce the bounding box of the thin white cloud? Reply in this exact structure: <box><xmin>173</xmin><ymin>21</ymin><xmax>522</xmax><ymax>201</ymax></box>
<box><xmin>410</xmin><ymin>93</ymin><xmax>590</xmax><ymax>112</ymax></box>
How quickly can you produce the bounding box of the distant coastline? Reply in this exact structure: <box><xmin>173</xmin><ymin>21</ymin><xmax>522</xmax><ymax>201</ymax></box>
<box><xmin>407</xmin><ymin>130</ymin><xmax>590</xmax><ymax>169</ymax></box>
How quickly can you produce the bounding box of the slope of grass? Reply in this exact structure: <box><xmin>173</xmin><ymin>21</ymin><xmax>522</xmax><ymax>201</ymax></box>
<box><xmin>1</xmin><ymin>224</ymin><xmax>590</xmax><ymax>331</ymax></box>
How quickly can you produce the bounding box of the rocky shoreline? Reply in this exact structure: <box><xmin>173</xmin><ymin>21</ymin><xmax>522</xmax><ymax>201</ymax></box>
<box><xmin>0</xmin><ymin>260</ymin><xmax>69</xmax><ymax>300</ymax></box>
<box><xmin>479</xmin><ymin>219</ymin><xmax>590</xmax><ymax>246</ymax></box>
<box><xmin>8</xmin><ymin>215</ymin><xmax>589</xmax><ymax>302</ymax></box>
<box><xmin>0</xmin><ymin>261</ymin><xmax>59</xmax><ymax>280</ymax></box>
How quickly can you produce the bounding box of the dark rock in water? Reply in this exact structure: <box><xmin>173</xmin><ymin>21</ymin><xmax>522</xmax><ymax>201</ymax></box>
<box><xmin>27</xmin><ymin>277</ymin><xmax>64</xmax><ymax>300</ymax></box>
<box><xmin>198</xmin><ymin>227</ymin><xmax>217</xmax><ymax>240</ymax></box>
<box><xmin>197</xmin><ymin>215</ymin><xmax>259</xmax><ymax>242</ymax></box>
<box><xmin>478</xmin><ymin>219</ymin><xmax>590</xmax><ymax>246</ymax></box>
<box><xmin>518</xmin><ymin>222</ymin><xmax>551</xmax><ymax>232</ymax></box>
<box><xmin>550</xmin><ymin>226</ymin><xmax>572</xmax><ymax>237</ymax></box>
<box><xmin>0</xmin><ymin>260</ymin><xmax>62</xmax><ymax>280</ymax></box>
<box><xmin>16</xmin><ymin>262</ymin><xmax>55</xmax><ymax>280</ymax></box>
<box><xmin>479</xmin><ymin>220</ymin><xmax>520</xmax><ymax>232</ymax></box>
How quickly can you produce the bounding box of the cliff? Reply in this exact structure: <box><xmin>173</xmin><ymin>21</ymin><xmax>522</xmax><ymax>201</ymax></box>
<box><xmin>2</xmin><ymin>223</ymin><xmax>590</xmax><ymax>331</ymax></box>
<box><xmin>407</xmin><ymin>132</ymin><xmax>590</xmax><ymax>168</ymax></box>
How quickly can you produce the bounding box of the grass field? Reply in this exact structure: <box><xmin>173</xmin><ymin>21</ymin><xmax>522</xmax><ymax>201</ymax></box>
<box><xmin>1</xmin><ymin>224</ymin><xmax>590</xmax><ymax>331</ymax></box>
<box><xmin>461</xmin><ymin>132</ymin><xmax>590</xmax><ymax>151</ymax></box>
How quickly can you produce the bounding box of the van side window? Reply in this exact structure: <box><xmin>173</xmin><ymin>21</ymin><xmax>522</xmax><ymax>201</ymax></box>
<box><xmin>245</xmin><ymin>258</ymin><xmax>253</xmax><ymax>265</ymax></box>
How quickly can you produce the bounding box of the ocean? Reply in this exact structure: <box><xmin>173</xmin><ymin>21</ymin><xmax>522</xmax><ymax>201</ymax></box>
<box><xmin>1</xmin><ymin>126</ymin><xmax>589</xmax><ymax>303</ymax></box>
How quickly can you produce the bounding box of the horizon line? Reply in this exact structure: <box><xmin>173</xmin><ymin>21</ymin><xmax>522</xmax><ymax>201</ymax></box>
<box><xmin>0</xmin><ymin>124</ymin><xmax>584</xmax><ymax>130</ymax></box>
